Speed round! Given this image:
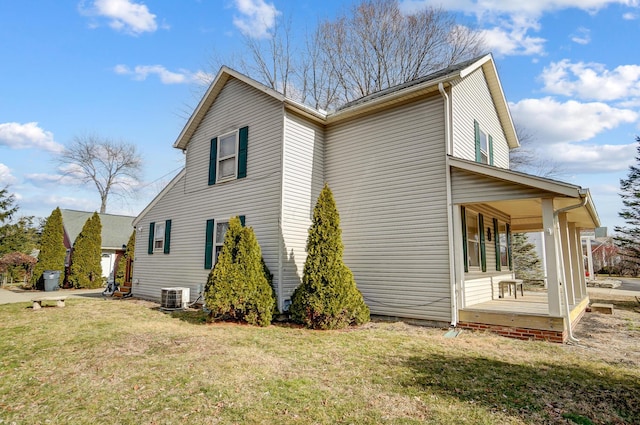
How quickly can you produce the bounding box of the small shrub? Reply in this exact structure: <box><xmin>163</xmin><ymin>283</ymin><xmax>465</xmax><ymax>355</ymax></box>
<box><xmin>290</xmin><ymin>184</ymin><xmax>369</xmax><ymax>329</ymax></box>
<box><xmin>204</xmin><ymin>217</ymin><xmax>274</xmax><ymax>327</ymax></box>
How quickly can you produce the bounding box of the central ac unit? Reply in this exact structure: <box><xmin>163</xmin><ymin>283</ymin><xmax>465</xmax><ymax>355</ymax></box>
<box><xmin>160</xmin><ymin>287</ymin><xmax>190</xmax><ymax>310</ymax></box>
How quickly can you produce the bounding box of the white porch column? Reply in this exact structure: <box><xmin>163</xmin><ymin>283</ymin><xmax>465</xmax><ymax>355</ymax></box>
<box><xmin>585</xmin><ymin>237</ymin><xmax>595</xmax><ymax>281</ymax></box>
<box><xmin>452</xmin><ymin>205</ymin><xmax>466</xmax><ymax>309</ymax></box>
<box><xmin>569</xmin><ymin>223</ymin><xmax>584</xmax><ymax>300</ymax></box>
<box><xmin>542</xmin><ymin>198</ymin><xmax>562</xmax><ymax>316</ymax></box>
<box><xmin>558</xmin><ymin>213</ymin><xmax>575</xmax><ymax>305</ymax></box>
<box><xmin>577</xmin><ymin>229</ymin><xmax>588</xmax><ymax>297</ymax></box>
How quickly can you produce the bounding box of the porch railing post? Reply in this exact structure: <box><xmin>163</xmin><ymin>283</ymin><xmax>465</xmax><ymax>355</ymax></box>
<box><xmin>542</xmin><ymin>198</ymin><xmax>562</xmax><ymax>316</ymax></box>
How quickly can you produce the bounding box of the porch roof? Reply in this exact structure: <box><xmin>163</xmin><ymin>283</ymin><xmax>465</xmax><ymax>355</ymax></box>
<box><xmin>448</xmin><ymin>157</ymin><xmax>601</xmax><ymax>232</ymax></box>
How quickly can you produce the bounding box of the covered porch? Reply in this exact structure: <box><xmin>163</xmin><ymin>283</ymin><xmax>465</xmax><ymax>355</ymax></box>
<box><xmin>448</xmin><ymin>157</ymin><xmax>601</xmax><ymax>343</ymax></box>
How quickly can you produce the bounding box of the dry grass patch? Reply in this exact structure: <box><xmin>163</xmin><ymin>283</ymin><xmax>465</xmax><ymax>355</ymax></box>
<box><xmin>0</xmin><ymin>297</ymin><xmax>638</xmax><ymax>424</ymax></box>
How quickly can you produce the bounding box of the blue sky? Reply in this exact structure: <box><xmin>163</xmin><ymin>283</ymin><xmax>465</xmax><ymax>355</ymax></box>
<box><xmin>1</xmin><ymin>0</ymin><xmax>639</xmax><ymax>232</ymax></box>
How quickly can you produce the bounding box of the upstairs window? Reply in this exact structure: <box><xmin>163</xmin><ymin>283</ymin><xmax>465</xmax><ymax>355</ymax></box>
<box><xmin>474</xmin><ymin>120</ymin><xmax>494</xmax><ymax>165</ymax></box>
<box><xmin>209</xmin><ymin>126</ymin><xmax>248</xmax><ymax>185</ymax></box>
<box><xmin>148</xmin><ymin>219</ymin><xmax>172</xmax><ymax>255</ymax></box>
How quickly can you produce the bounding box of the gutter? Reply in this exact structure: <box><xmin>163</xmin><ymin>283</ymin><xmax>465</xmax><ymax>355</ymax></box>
<box><xmin>553</xmin><ymin>192</ymin><xmax>588</xmax><ymax>344</ymax></box>
<box><xmin>439</xmin><ymin>83</ymin><xmax>458</xmax><ymax>327</ymax></box>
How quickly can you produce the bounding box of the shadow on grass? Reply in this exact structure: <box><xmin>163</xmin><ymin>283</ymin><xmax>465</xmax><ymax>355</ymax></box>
<box><xmin>402</xmin><ymin>353</ymin><xmax>639</xmax><ymax>424</ymax></box>
<box><xmin>168</xmin><ymin>309</ymin><xmax>209</xmax><ymax>325</ymax></box>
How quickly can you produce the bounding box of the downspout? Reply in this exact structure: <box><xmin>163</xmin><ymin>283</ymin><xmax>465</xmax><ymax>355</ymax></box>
<box><xmin>439</xmin><ymin>82</ymin><xmax>458</xmax><ymax>326</ymax></box>
<box><xmin>553</xmin><ymin>191</ymin><xmax>588</xmax><ymax>343</ymax></box>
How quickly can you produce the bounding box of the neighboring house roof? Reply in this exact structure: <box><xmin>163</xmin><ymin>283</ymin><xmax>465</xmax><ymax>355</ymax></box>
<box><xmin>60</xmin><ymin>209</ymin><xmax>135</xmax><ymax>250</ymax></box>
<box><xmin>173</xmin><ymin>54</ymin><xmax>519</xmax><ymax>151</ymax></box>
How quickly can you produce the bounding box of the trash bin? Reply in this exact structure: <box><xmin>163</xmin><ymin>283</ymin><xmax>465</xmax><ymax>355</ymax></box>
<box><xmin>43</xmin><ymin>270</ymin><xmax>61</xmax><ymax>291</ymax></box>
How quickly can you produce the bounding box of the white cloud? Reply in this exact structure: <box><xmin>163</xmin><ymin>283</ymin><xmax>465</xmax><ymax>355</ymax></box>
<box><xmin>571</xmin><ymin>27</ymin><xmax>591</xmax><ymax>44</ymax></box>
<box><xmin>0</xmin><ymin>163</ymin><xmax>16</xmax><ymax>185</ymax></box>
<box><xmin>0</xmin><ymin>122</ymin><xmax>64</xmax><ymax>153</ymax></box>
<box><xmin>80</xmin><ymin>0</ymin><xmax>158</xmax><ymax>35</ymax></box>
<box><xmin>541</xmin><ymin>60</ymin><xmax>640</xmax><ymax>101</ymax></box>
<box><xmin>399</xmin><ymin>0</ymin><xmax>639</xmax><ymax>56</ymax></box>
<box><xmin>509</xmin><ymin>97</ymin><xmax>638</xmax><ymax>144</ymax></box>
<box><xmin>232</xmin><ymin>0</ymin><xmax>280</xmax><ymax>39</ymax></box>
<box><xmin>547</xmin><ymin>141</ymin><xmax>637</xmax><ymax>172</ymax></box>
<box><xmin>114</xmin><ymin>64</ymin><xmax>212</xmax><ymax>84</ymax></box>
<box><xmin>623</xmin><ymin>12</ymin><xmax>638</xmax><ymax>19</ymax></box>
<box><xmin>478</xmin><ymin>16</ymin><xmax>546</xmax><ymax>56</ymax></box>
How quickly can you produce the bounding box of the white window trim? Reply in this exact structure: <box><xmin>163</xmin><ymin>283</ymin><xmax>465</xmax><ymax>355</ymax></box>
<box><xmin>479</xmin><ymin>130</ymin><xmax>489</xmax><ymax>165</ymax></box>
<box><xmin>214</xmin><ymin>220</ymin><xmax>229</xmax><ymax>264</ymax></box>
<box><xmin>466</xmin><ymin>210</ymin><xmax>481</xmax><ymax>270</ymax></box>
<box><xmin>498</xmin><ymin>221</ymin><xmax>509</xmax><ymax>268</ymax></box>
<box><xmin>154</xmin><ymin>222</ymin><xmax>165</xmax><ymax>252</ymax></box>
<box><xmin>216</xmin><ymin>130</ymin><xmax>239</xmax><ymax>183</ymax></box>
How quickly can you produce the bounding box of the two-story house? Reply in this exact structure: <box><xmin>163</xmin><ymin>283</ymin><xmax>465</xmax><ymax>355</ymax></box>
<box><xmin>132</xmin><ymin>54</ymin><xmax>600</xmax><ymax>342</ymax></box>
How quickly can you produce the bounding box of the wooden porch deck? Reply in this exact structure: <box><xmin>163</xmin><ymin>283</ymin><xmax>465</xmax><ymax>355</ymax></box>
<box><xmin>458</xmin><ymin>291</ymin><xmax>590</xmax><ymax>342</ymax></box>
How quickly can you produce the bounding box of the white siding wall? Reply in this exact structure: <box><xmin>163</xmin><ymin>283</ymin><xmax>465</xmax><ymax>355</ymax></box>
<box><xmin>280</xmin><ymin>111</ymin><xmax>324</xmax><ymax>307</ymax></box>
<box><xmin>325</xmin><ymin>94</ymin><xmax>451</xmax><ymax>323</ymax></box>
<box><xmin>451</xmin><ymin>69</ymin><xmax>510</xmax><ymax>168</ymax></box>
<box><xmin>133</xmin><ymin>77</ymin><xmax>283</xmax><ymax>303</ymax></box>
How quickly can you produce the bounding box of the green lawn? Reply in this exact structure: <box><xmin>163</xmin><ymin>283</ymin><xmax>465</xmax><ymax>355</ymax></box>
<box><xmin>0</xmin><ymin>298</ymin><xmax>638</xmax><ymax>424</ymax></box>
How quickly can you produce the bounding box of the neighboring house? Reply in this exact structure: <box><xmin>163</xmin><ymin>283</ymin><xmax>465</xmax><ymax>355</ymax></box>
<box><xmin>133</xmin><ymin>54</ymin><xmax>600</xmax><ymax>342</ymax></box>
<box><xmin>60</xmin><ymin>209</ymin><xmax>135</xmax><ymax>283</ymax></box>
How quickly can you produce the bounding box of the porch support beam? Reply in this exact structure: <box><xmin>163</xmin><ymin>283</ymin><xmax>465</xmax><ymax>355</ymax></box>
<box><xmin>558</xmin><ymin>213</ymin><xmax>575</xmax><ymax>305</ymax></box>
<box><xmin>542</xmin><ymin>198</ymin><xmax>562</xmax><ymax>316</ymax></box>
<box><xmin>585</xmin><ymin>236</ymin><xmax>595</xmax><ymax>282</ymax></box>
<box><xmin>569</xmin><ymin>223</ymin><xmax>584</xmax><ymax>300</ymax></box>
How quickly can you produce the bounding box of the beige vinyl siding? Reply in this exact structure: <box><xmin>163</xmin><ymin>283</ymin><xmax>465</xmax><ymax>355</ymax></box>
<box><xmin>464</xmin><ymin>273</ymin><xmax>514</xmax><ymax>306</ymax></box>
<box><xmin>451</xmin><ymin>68</ymin><xmax>510</xmax><ymax>168</ymax></box>
<box><xmin>451</xmin><ymin>168</ymin><xmax>553</xmax><ymax>203</ymax></box>
<box><xmin>133</xmin><ymin>78</ymin><xmax>283</xmax><ymax>303</ymax></box>
<box><xmin>280</xmin><ymin>111</ymin><xmax>324</xmax><ymax>307</ymax></box>
<box><xmin>325</xmin><ymin>94</ymin><xmax>451</xmax><ymax>323</ymax></box>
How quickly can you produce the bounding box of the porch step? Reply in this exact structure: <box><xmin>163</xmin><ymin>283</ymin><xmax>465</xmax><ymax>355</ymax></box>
<box><xmin>590</xmin><ymin>303</ymin><xmax>614</xmax><ymax>314</ymax></box>
<box><xmin>118</xmin><ymin>286</ymin><xmax>131</xmax><ymax>294</ymax></box>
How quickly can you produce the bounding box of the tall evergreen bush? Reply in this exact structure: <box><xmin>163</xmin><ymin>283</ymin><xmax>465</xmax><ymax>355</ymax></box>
<box><xmin>204</xmin><ymin>216</ymin><xmax>274</xmax><ymax>326</ymax></box>
<box><xmin>115</xmin><ymin>230</ymin><xmax>135</xmax><ymax>285</ymax></box>
<box><xmin>31</xmin><ymin>207</ymin><xmax>66</xmax><ymax>288</ymax></box>
<box><xmin>68</xmin><ymin>212</ymin><xmax>103</xmax><ymax>288</ymax></box>
<box><xmin>290</xmin><ymin>184</ymin><xmax>369</xmax><ymax>329</ymax></box>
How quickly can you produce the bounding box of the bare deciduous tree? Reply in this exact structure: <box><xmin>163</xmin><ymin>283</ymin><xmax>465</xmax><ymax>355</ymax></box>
<box><xmin>510</xmin><ymin>126</ymin><xmax>564</xmax><ymax>178</ymax></box>
<box><xmin>58</xmin><ymin>135</ymin><xmax>142</xmax><ymax>213</ymax></box>
<box><xmin>213</xmin><ymin>0</ymin><xmax>484</xmax><ymax>112</ymax></box>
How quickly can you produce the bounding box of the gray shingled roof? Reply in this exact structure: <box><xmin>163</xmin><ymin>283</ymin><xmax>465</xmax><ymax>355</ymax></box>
<box><xmin>60</xmin><ymin>209</ymin><xmax>135</xmax><ymax>250</ymax></box>
<box><xmin>334</xmin><ymin>55</ymin><xmax>487</xmax><ymax>112</ymax></box>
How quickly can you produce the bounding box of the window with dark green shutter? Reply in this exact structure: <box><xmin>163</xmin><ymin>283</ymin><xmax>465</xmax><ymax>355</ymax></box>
<box><xmin>489</xmin><ymin>135</ymin><xmax>494</xmax><ymax>165</ymax></box>
<box><xmin>208</xmin><ymin>137</ymin><xmax>218</xmax><ymax>185</ymax></box>
<box><xmin>479</xmin><ymin>213</ymin><xmax>486</xmax><ymax>272</ymax></box>
<box><xmin>464</xmin><ymin>208</ymin><xmax>481</xmax><ymax>269</ymax></box>
<box><xmin>163</xmin><ymin>219</ymin><xmax>171</xmax><ymax>254</ymax></box>
<box><xmin>461</xmin><ymin>207</ymin><xmax>468</xmax><ymax>273</ymax></box>
<box><xmin>208</xmin><ymin>127</ymin><xmax>248</xmax><ymax>184</ymax></box>
<box><xmin>493</xmin><ymin>218</ymin><xmax>501</xmax><ymax>271</ymax></box>
<box><xmin>506</xmin><ymin>223</ymin><xmax>513</xmax><ymax>270</ymax></box>
<box><xmin>474</xmin><ymin>120</ymin><xmax>481</xmax><ymax>162</ymax></box>
<box><xmin>148</xmin><ymin>222</ymin><xmax>155</xmax><ymax>254</ymax></box>
<box><xmin>474</xmin><ymin>120</ymin><xmax>492</xmax><ymax>165</ymax></box>
<box><xmin>204</xmin><ymin>219</ymin><xmax>214</xmax><ymax>269</ymax></box>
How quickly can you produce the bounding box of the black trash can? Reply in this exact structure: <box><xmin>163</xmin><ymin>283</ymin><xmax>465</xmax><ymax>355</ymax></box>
<box><xmin>43</xmin><ymin>270</ymin><xmax>61</xmax><ymax>291</ymax></box>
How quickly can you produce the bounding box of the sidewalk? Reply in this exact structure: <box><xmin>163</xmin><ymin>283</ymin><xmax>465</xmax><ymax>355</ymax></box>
<box><xmin>0</xmin><ymin>287</ymin><xmax>104</xmax><ymax>305</ymax></box>
<box><xmin>587</xmin><ymin>287</ymin><xmax>640</xmax><ymax>298</ymax></box>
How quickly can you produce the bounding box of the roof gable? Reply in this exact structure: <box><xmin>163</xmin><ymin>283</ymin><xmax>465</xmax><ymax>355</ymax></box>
<box><xmin>60</xmin><ymin>209</ymin><xmax>135</xmax><ymax>250</ymax></box>
<box><xmin>172</xmin><ymin>55</ymin><xmax>518</xmax><ymax>151</ymax></box>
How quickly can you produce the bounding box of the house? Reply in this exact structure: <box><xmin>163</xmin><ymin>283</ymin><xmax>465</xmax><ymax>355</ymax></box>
<box><xmin>60</xmin><ymin>209</ymin><xmax>135</xmax><ymax>284</ymax></box>
<box><xmin>132</xmin><ymin>54</ymin><xmax>600</xmax><ymax>342</ymax></box>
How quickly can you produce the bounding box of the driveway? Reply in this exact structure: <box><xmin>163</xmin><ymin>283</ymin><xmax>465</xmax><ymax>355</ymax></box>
<box><xmin>0</xmin><ymin>287</ymin><xmax>104</xmax><ymax>305</ymax></box>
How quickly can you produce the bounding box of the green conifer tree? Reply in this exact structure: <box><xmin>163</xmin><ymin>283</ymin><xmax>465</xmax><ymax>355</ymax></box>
<box><xmin>512</xmin><ymin>233</ymin><xmax>544</xmax><ymax>283</ymax></box>
<box><xmin>204</xmin><ymin>216</ymin><xmax>274</xmax><ymax>326</ymax></box>
<box><xmin>31</xmin><ymin>207</ymin><xmax>66</xmax><ymax>288</ymax></box>
<box><xmin>290</xmin><ymin>184</ymin><xmax>369</xmax><ymax>329</ymax></box>
<box><xmin>115</xmin><ymin>230</ymin><xmax>135</xmax><ymax>285</ymax></box>
<box><xmin>615</xmin><ymin>136</ymin><xmax>640</xmax><ymax>275</ymax></box>
<box><xmin>68</xmin><ymin>212</ymin><xmax>103</xmax><ymax>288</ymax></box>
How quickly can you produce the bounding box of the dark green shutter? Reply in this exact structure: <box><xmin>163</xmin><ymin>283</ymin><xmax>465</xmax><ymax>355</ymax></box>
<box><xmin>208</xmin><ymin>137</ymin><xmax>218</xmax><ymax>185</ymax></box>
<box><xmin>493</xmin><ymin>218</ymin><xmax>501</xmax><ymax>271</ymax></box>
<box><xmin>506</xmin><ymin>223</ymin><xmax>513</xmax><ymax>271</ymax></box>
<box><xmin>204</xmin><ymin>219</ymin><xmax>214</xmax><ymax>269</ymax></box>
<box><xmin>148</xmin><ymin>222</ymin><xmax>155</xmax><ymax>255</ymax></box>
<box><xmin>163</xmin><ymin>220</ymin><xmax>172</xmax><ymax>254</ymax></box>
<box><xmin>461</xmin><ymin>206</ymin><xmax>468</xmax><ymax>273</ymax></box>
<box><xmin>489</xmin><ymin>135</ymin><xmax>494</xmax><ymax>165</ymax></box>
<box><xmin>474</xmin><ymin>120</ymin><xmax>481</xmax><ymax>162</ymax></box>
<box><xmin>479</xmin><ymin>213</ymin><xmax>486</xmax><ymax>272</ymax></box>
<box><xmin>239</xmin><ymin>215</ymin><xmax>246</xmax><ymax>227</ymax></box>
<box><xmin>237</xmin><ymin>126</ymin><xmax>248</xmax><ymax>179</ymax></box>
